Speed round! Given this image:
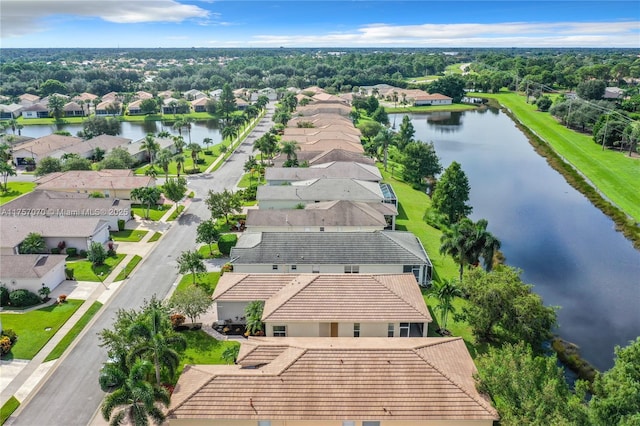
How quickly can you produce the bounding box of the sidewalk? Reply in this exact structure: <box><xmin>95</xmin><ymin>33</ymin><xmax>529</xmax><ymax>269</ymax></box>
<box><xmin>0</xmin><ymin>204</ymin><xmax>182</xmax><ymax>413</ymax></box>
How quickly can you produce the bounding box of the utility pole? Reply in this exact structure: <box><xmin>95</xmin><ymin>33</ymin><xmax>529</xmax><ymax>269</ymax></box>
<box><xmin>601</xmin><ymin>114</ymin><xmax>610</xmax><ymax>151</ymax></box>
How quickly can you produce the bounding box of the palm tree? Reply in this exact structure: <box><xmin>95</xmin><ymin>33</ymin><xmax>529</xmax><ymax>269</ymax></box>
<box><xmin>280</xmin><ymin>140</ymin><xmax>300</xmax><ymax>167</ymax></box>
<box><xmin>154</xmin><ymin>149</ymin><xmax>172</xmax><ymax>181</ymax></box>
<box><xmin>373</xmin><ymin>127</ymin><xmax>397</xmax><ymax>171</ymax></box>
<box><xmin>141</xmin><ymin>133</ymin><xmax>159</xmax><ymax>164</ymax></box>
<box><xmin>0</xmin><ymin>162</ymin><xmax>16</xmax><ymax>192</ymax></box>
<box><xmin>187</xmin><ymin>143</ymin><xmax>201</xmax><ymax>171</ymax></box>
<box><xmin>127</xmin><ymin>305</ymin><xmax>186</xmax><ymax>385</ymax></box>
<box><xmin>101</xmin><ymin>359</ymin><xmax>170</xmax><ymax>426</ymax></box>
<box><xmin>157</xmin><ymin>130</ymin><xmax>171</xmax><ymax>139</ymax></box>
<box><xmin>253</xmin><ymin>133</ymin><xmax>278</xmax><ymax>165</ymax></box>
<box><xmin>468</xmin><ymin>218</ymin><xmax>501</xmax><ymax>272</ymax></box>
<box><xmin>429</xmin><ymin>278</ymin><xmax>463</xmax><ymax>333</ymax></box>
<box><xmin>244</xmin><ymin>155</ymin><xmax>257</xmax><ymax>187</ymax></box>
<box><xmin>131</xmin><ymin>186</ymin><xmax>162</xmax><ymax>220</ymax></box>
<box><xmin>202</xmin><ymin>137</ymin><xmax>213</xmax><ymax>152</ymax></box>
<box><xmin>176</xmin><ymin>250</ymin><xmax>206</xmax><ymax>286</ymax></box>
<box><xmin>144</xmin><ymin>167</ymin><xmax>158</xmax><ymax>179</ymax></box>
<box><xmin>19</xmin><ymin>232</ymin><xmax>47</xmax><ymax>254</ymax></box>
<box><xmin>440</xmin><ymin>218</ymin><xmax>476</xmax><ymax>281</ymax></box>
<box><xmin>172</xmin><ymin>135</ymin><xmax>185</xmax><ymax>154</ymax></box>
<box><xmin>244</xmin><ymin>300</ymin><xmax>265</xmax><ymax>336</ymax></box>
<box><xmin>221</xmin><ymin>124</ymin><xmax>238</xmax><ymax>143</ymax></box>
<box><xmin>48</xmin><ymin>95</ymin><xmax>65</xmax><ymax>120</ymax></box>
<box><xmin>184</xmin><ymin>117</ymin><xmax>194</xmax><ymax>143</ymax></box>
<box><xmin>174</xmin><ymin>154</ymin><xmax>185</xmax><ymax>178</ymax></box>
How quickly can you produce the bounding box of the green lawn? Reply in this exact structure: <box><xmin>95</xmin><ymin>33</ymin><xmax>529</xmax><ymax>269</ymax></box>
<box><xmin>1</xmin><ymin>396</ymin><xmax>20</xmax><ymax>424</ymax></box>
<box><xmin>197</xmin><ymin>243</ymin><xmax>222</xmax><ymax>259</ymax></box>
<box><xmin>0</xmin><ymin>300</ymin><xmax>83</xmax><ymax>360</ymax></box>
<box><xmin>114</xmin><ymin>255</ymin><xmax>143</xmax><ymax>281</ymax></box>
<box><xmin>148</xmin><ymin>232</ymin><xmax>162</xmax><ymax>242</ymax></box>
<box><xmin>43</xmin><ymin>301</ymin><xmax>103</xmax><ymax>362</ymax></box>
<box><xmin>134</xmin><ymin>148</ymin><xmax>219</xmax><ymax>176</ymax></box>
<box><xmin>131</xmin><ymin>204</ymin><xmax>169</xmax><ymax>221</ymax></box>
<box><xmin>166</xmin><ymin>205</ymin><xmax>184</xmax><ymax>221</ymax></box>
<box><xmin>175</xmin><ymin>330</ymin><xmax>240</xmax><ymax>380</ymax></box>
<box><xmin>476</xmin><ymin>91</ymin><xmax>640</xmax><ymax>222</ymax></box>
<box><xmin>176</xmin><ymin>271</ymin><xmax>220</xmax><ymax>294</ymax></box>
<box><xmin>66</xmin><ymin>254</ymin><xmax>126</xmax><ymax>281</ymax></box>
<box><xmin>110</xmin><ymin>229</ymin><xmax>148</xmax><ymax>242</ymax></box>
<box><xmin>0</xmin><ymin>182</ymin><xmax>35</xmax><ymax>205</ymax></box>
<box><xmin>386</xmin><ymin>103</ymin><xmax>477</xmax><ymax>114</ymax></box>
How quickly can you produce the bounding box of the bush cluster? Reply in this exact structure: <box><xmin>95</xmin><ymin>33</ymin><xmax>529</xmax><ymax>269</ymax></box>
<box><xmin>66</xmin><ymin>247</ymin><xmax>77</xmax><ymax>257</ymax></box>
<box><xmin>8</xmin><ymin>289</ymin><xmax>42</xmax><ymax>307</ymax></box>
<box><xmin>218</xmin><ymin>234</ymin><xmax>238</xmax><ymax>255</ymax></box>
<box><xmin>0</xmin><ymin>286</ymin><xmax>9</xmax><ymax>306</ymax></box>
<box><xmin>1</xmin><ymin>329</ymin><xmax>18</xmax><ymax>356</ymax></box>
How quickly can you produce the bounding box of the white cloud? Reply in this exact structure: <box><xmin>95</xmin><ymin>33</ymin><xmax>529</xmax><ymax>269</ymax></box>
<box><xmin>1</xmin><ymin>0</ymin><xmax>209</xmax><ymax>38</ymax></box>
<box><xmin>251</xmin><ymin>21</ymin><xmax>640</xmax><ymax>47</ymax></box>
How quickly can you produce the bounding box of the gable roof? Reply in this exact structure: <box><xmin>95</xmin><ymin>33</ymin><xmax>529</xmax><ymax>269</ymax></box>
<box><xmin>0</xmin><ymin>254</ymin><xmax>67</xmax><ymax>279</ymax></box>
<box><xmin>283</xmin><ymin>132</ymin><xmax>361</xmax><ymax>143</ymax></box>
<box><xmin>231</xmin><ymin>231</ymin><xmax>430</xmax><ymax>266</ymax></box>
<box><xmin>257</xmin><ymin>178</ymin><xmax>382</xmax><ymax>203</ymax></box>
<box><xmin>12</xmin><ymin>134</ymin><xmax>83</xmax><ymax>157</ymax></box>
<box><xmin>0</xmin><ymin>216</ymin><xmax>110</xmax><ymax>249</ymax></box>
<box><xmin>272</xmin><ymin>149</ymin><xmax>374</xmax><ymax>167</ymax></box>
<box><xmin>246</xmin><ymin>200</ymin><xmax>394</xmax><ymax>228</ymax></box>
<box><xmin>168</xmin><ymin>337</ymin><xmax>498</xmax><ymax>421</ymax></box>
<box><xmin>283</xmin><ymin>125</ymin><xmax>361</xmax><ymax>137</ymax></box>
<box><xmin>34</xmin><ymin>169</ymin><xmax>153</xmax><ymax>191</ymax></box>
<box><xmin>265</xmin><ymin>162</ymin><xmax>381</xmax><ymax>182</ymax></box>
<box><xmin>260</xmin><ymin>273</ymin><xmax>431</xmax><ymax>322</ymax></box>
<box><xmin>212</xmin><ymin>273</ymin><xmax>296</xmax><ymax>302</ymax></box>
<box><xmin>1</xmin><ymin>191</ymin><xmax>130</xmax><ymax>216</ymax></box>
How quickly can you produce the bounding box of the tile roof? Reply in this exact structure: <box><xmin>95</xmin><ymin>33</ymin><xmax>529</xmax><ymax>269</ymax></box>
<box><xmin>0</xmin><ymin>216</ymin><xmax>109</xmax><ymax>249</ymax></box>
<box><xmin>0</xmin><ymin>254</ymin><xmax>67</xmax><ymax>279</ymax></box>
<box><xmin>212</xmin><ymin>273</ymin><xmax>297</xmax><ymax>301</ymax></box>
<box><xmin>34</xmin><ymin>170</ymin><xmax>154</xmax><ymax>191</ymax></box>
<box><xmin>297</xmin><ymin>139</ymin><xmax>364</xmax><ymax>153</ymax></box>
<box><xmin>168</xmin><ymin>337</ymin><xmax>498</xmax><ymax>421</ymax></box>
<box><xmin>231</xmin><ymin>231</ymin><xmax>431</xmax><ymax>266</ymax></box>
<box><xmin>283</xmin><ymin>124</ymin><xmax>361</xmax><ymax>136</ymax></box>
<box><xmin>1</xmin><ymin>191</ymin><xmax>131</xmax><ymax>217</ymax></box>
<box><xmin>258</xmin><ymin>273</ymin><xmax>431</xmax><ymax>322</ymax></box>
<box><xmin>257</xmin><ymin>178</ymin><xmax>382</xmax><ymax>203</ymax></box>
<box><xmin>246</xmin><ymin>200</ymin><xmax>393</xmax><ymax>228</ymax></box>
<box><xmin>272</xmin><ymin>149</ymin><xmax>374</xmax><ymax>167</ymax></box>
<box><xmin>265</xmin><ymin>161</ymin><xmax>381</xmax><ymax>182</ymax></box>
<box><xmin>12</xmin><ymin>135</ymin><xmax>83</xmax><ymax>157</ymax></box>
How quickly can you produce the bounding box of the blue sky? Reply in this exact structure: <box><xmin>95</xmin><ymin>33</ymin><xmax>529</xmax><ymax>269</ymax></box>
<box><xmin>1</xmin><ymin>1</ymin><xmax>639</xmax><ymax>48</ymax></box>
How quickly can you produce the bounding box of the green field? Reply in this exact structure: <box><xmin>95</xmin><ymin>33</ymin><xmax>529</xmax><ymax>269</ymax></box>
<box><xmin>176</xmin><ymin>271</ymin><xmax>220</xmax><ymax>294</ymax></box>
<box><xmin>1</xmin><ymin>396</ymin><xmax>20</xmax><ymax>424</ymax></box>
<box><xmin>477</xmin><ymin>91</ymin><xmax>640</xmax><ymax>222</ymax></box>
<box><xmin>0</xmin><ymin>182</ymin><xmax>35</xmax><ymax>205</ymax></box>
<box><xmin>175</xmin><ymin>330</ymin><xmax>240</xmax><ymax>380</ymax></box>
<box><xmin>0</xmin><ymin>300</ymin><xmax>83</xmax><ymax>360</ymax></box>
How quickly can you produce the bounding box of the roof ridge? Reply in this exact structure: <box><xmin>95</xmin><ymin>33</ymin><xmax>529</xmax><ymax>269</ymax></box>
<box><xmin>262</xmin><ymin>275</ymin><xmax>318</xmax><ymax>320</ymax></box>
<box><xmin>413</xmin><ymin>340</ymin><xmax>499</xmax><ymax>417</ymax></box>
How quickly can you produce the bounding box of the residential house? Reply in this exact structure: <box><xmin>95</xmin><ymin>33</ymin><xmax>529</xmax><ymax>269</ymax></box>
<box><xmin>34</xmin><ymin>169</ymin><xmax>155</xmax><ymax>200</ymax></box>
<box><xmin>101</xmin><ymin>92</ymin><xmax>120</xmax><ymax>102</ymax></box>
<box><xmin>294</xmin><ymin>103</ymin><xmax>352</xmax><ymax>117</ymax></box>
<box><xmin>135</xmin><ymin>91</ymin><xmax>154</xmax><ymax>100</ymax></box>
<box><xmin>0</xmin><ymin>190</ymin><xmax>131</xmax><ymax>230</ymax></box>
<box><xmin>0</xmin><ymin>254</ymin><xmax>67</xmax><ymax>294</ymax></box>
<box><xmin>183</xmin><ymin>89</ymin><xmax>207</xmax><ymax>100</ymax></box>
<box><xmin>161</xmin><ymin>98</ymin><xmax>189</xmax><ymax>115</ymax></box>
<box><xmin>235</xmin><ymin>97</ymin><xmax>249</xmax><ymax>111</ymax></box>
<box><xmin>63</xmin><ymin>101</ymin><xmax>85</xmax><ymax>117</ymax></box>
<box><xmin>21</xmin><ymin>103</ymin><xmax>49</xmax><ymax>119</ymax></box>
<box><xmin>230</xmin><ymin>230</ymin><xmax>433</xmax><ymax>285</ymax></box>
<box><xmin>40</xmin><ymin>94</ymin><xmax>70</xmax><ymax>107</ymax></box>
<box><xmin>126</xmin><ymin>137</ymin><xmax>176</xmax><ymax>163</ymax></box>
<box><xmin>246</xmin><ymin>200</ymin><xmax>396</xmax><ymax>232</ymax></box>
<box><xmin>414</xmin><ymin>93</ymin><xmax>453</xmax><ymax>106</ymax></box>
<box><xmin>73</xmin><ymin>93</ymin><xmax>98</xmax><ymax>103</ymax></box>
<box><xmin>209</xmin><ymin>88</ymin><xmax>223</xmax><ymax>99</ymax></box>
<box><xmin>272</xmin><ymin>148</ymin><xmax>375</xmax><ymax>167</ymax></box>
<box><xmin>283</xmin><ymin>132</ymin><xmax>362</xmax><ymax>144</ymax></box>
<box><xmin>95</xmin><ymin>100</ymin><xmax>121</xmax><ymax>116</ymax></box>
<box><xmin>0</xmin><ymin>104</ymin><xmax>23</xmax><ymax>119</ymax></box>
<box><xmin>11</xmin><ymin>134</ymin><xmax>83</xmax><ymax>165</ymax></box>
<box><xmin>212</xmin><ymin>273</ymin><xmax>431</xmax><ymax>337</ymax></box>
<box><xmin>257</xmin><ymin>178</ymin><xmax>383</xmax><ymax>209</ymax></box>
<box><xmin>167</xmin><ymin>337</ymin><xmax>498</xmax><ymax>425</ymax></box>
<box><xmin>604</xmin><ymin>87</ymin><xmax>624</xmax><ymax>100</ymax></box>
<box><xmin>127</xmin><ymin>99</ymin><xmax>144</xmax><ymax>115</ymax></box>
<box><xmin>283</xmin><ymin>124</ymin><xmax>361</xmax><ymax>137</ymax></box>
<box><xmin>18</xmin><ymin>93</ymin><xmax>41</xmax><ymax>107</ymax></box>
<box><xmin>265</xmin><ymin>162</ymin><xmax>382</xmax><ymax>185</ymax></box>
<box><xmin>190</xmin><ymin>97</ymin><xmax>209</xmax><ymax>113</ymax></box>
<box><xmin>288</xmin><ymin>113</ymin><xmax>353</xmax><ymax>128</ymax></box>
<box><xmin>296</xmin><ymin>139</ymin><xmax>365</xmax><ymax>154</ymax></box>
<box><xmin>0</xmin><ymin>216</ymin><xmax>110</xmax><ymax>255</ymax></box>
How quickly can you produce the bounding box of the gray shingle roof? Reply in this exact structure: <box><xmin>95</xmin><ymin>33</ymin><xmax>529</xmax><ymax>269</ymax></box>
<box><xmin>231</xmin><ymin>231</ymin><xmax>430</xmax><ymax>265</ymax></box>
<box><xmin>1</xmin><ymin>216</ymin><xmax>109</xmax><ymax>249</ymax></box>
<box><xmin>257</xmin><ymin>178</ymin><xmax>383</xmax><ymax>203</ymax></box>
<box><xmin>265</xmin><ymin>162</ymin><xmax>381</xmax><ymax>183</ymax></box>
<box><xmin>0</xmin><ymin>254</ymin><xmax>67</xmax><ymax>279</ymax></box>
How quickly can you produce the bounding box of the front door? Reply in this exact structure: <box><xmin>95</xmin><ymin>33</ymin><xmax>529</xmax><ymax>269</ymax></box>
<box><xmin>330</xmin><ymin>322</ymin><xmax>338</xmax><ymax>337</ymax></box>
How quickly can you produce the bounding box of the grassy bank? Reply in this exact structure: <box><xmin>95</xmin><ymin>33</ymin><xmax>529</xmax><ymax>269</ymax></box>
<box><xmin>386</xmin><ymin>103</ymin><xmax>477</xmax><ymax>114</ymax></box>
<box><xmin>476</xmin><ymin>91</ymin><xmax>640</xmax><ymax>248</ymax></box>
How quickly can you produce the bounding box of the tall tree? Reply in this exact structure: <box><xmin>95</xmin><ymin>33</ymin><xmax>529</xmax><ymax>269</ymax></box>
<box><xmin>219</xmin><ymin>83</ymin><xmax>236</xmax><ymax>123</ymax></box>
<box><xmin>196</xmin><ymin>220</ymin><xmax>221</xmax><ymax>256</ymax></box>
<box><xmin>131</xmin><ymin>186</ymin><xmax>162</xmax><ymax>220</ymax></box>
<box><xmin>400</xmin><ymin>141</ymin><xmax>442</xmax><ymax>188</ymax></box>
<box><xmin>427</xmin><ymin>74</ymin><xmax>466</xmax><ymax>103</ymax></box>
<box><xmin>162</xmin><ymin>177</ymin><xmax>187</xmax><ymax>205</ymax></box>
<box><xmin>431</xmin><ymin>161</ymin><xmax>472</xmax><ymax>225</ymax></box>
<box><xmin>176</xmin><ymin>250</ymin><xmax>206</xmax><ymax>286</ymax></box>
<box><xmin>172</xmin><ymin>135</ymin><xmax>185</xmax><ymax>154</ymax></box>
<box><xmin>397</xmin><ymin>115</ymin><xmax>415</xmax><ymax>149</ymax></box>
<box><xmin>0</xmin><ymin>162</ymin><xmax>16</xmax><ymax>192</ymax></box>
<box><xmin>47</xmin><ymin>95</ymin><xmax>65</xmax><ymax>120</ymax></box>
<box><xmin>169</xmin><ymin>286</ymin><xmax>213</xmax><ymax>324</ymax></box>
<box><xmin>253</xmin><ymin>132</ymin><xmax>278</xmax><ymax>165</ymax></box>
<box><xmin>154</xmin><ymin>149</ymin><xmax>173</xmax><ymax>181</ymax></box>
<box><xmin>101</xmin><ymin>359</ymin><xmax>170</xmax><ymax>426</ymax></box>
<box><xmin>221</xmin><ymin>124</ymin><xmax>238</xmax><ymax>143</ymax></box>
<box><xmin>141</xmin><ymin>133</ymin><xmax>160</xmax><ymax>164</ymax></box>
<box><xmin>476</xmin><ymin>342</ymin><xmax>589</xmax><ymax>425</ymax></box>
<box><xmin>174</xmin><ymin>154</ymin><xmax>185</xmax><ymax>178</ymax></box>
<box><xmin>439</xmin><ymin>218</ymin><xmax>477</xmax><ymax>281</ymax></box>
<box><xmin>187</xmin><ymin>143</ymin><xmax>201</xmax><ymax>171</ymax></box>
<box><xmin>205</xmin><ymin>188</ymin><xmax>242</xmax><ymax>223</ymax></box>
<box><xmin>373</xmin><ymin>127</ymin><xmax>396</xmax><ymax>170</ymax></box>
<box><xmin>279</xmin><ymin>140</ymin><xmax>300</xmax><ymax>167</ymax></box>
<box><xmin>429</xmin><ymin>278</ymin><xmax>463</xmax><ymax>333</ymax></box>
<box><xmin>589</xmin><ymin>337</ymin><xmax>640</xmax><ymax>425</ymax></box>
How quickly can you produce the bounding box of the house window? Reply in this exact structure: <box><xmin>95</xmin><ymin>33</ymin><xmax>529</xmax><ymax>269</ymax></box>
<box><xmin>388</xmin><ymin>323</ymin><xmax>394</xmax><ymax>337</ymax></box>
<box><xmin>291</xmin><ymin>265</ymin><xmax>297</xmax><ymax>271</ymax></box>
<box><xmin>344</xmin><ymin>265</ymin><xmax>359</xmax><ymax>274</ymax></box>
<box><xmin>363</xmin><ymin>422</ymin><xmax>380</xmax><ymax>426</ymax></box>
<box><xmin>312</xmin><ymin>266</ymin><xmax>320</xmax><ymax>273</ymax></box>
<box><xmin>319</xmin><ymin>226</ymin><xmax>325</xmax><ymax>232</ymax></box>
<box><xmin>353</xmin><ymin>323</ymin><xmax>360</xmax><ymax>337</ymax></box>
<box><xmin>272</xmin><ymin>265</ymin><xmax>278</xmax><ymax>270</ymax></box>
<box><xmin>400</xmin><ymin>323</ymin><xmax>410</xmax><ymax>337</ymax></box>
<box><xmin>273</xmin><ymin>326</ymin><xmax>286</xmax><ymax>337</ymax></box>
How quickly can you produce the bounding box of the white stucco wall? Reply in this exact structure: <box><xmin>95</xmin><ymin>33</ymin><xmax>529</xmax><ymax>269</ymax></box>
<box><xmin>216</xmin><ymin>301</ymin><xmax>249</xmax><ymax>324</ymax></box>
<box><xmin>2</xmin><ymin>260</ymin><xmax>66</xmax><ymax>294</ymax></box>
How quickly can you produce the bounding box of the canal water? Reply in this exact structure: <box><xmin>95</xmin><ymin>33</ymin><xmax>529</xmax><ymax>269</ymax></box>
<box><xmin>18</xmin><ymin>119</ymin><xmax>224</xmax><ymax>146</ymax></box>
<box><xmin>391</xmin><ymin>109</ymin><xmax>640</xmax><ymax>371</ymax></box>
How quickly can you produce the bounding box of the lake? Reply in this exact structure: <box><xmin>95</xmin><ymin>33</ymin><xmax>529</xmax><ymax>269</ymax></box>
<box><xmin>391</xmin><ymin>109</ymin><xmax>640</xmax><ymax>371</ymax></box>
<box><xmin>19</xmin><ymin>119</ymin><xmax>224</xmax><ymax>146</ymax></box>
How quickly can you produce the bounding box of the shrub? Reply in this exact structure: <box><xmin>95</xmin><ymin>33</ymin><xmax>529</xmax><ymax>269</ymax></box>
<box><xmin>196</xmin><ymin>158</ymin><xmax>205</xmax><ymax>164</ymax></box>
<box><xmin>220</xmin><ymin>263</ymin><xmax>233</xmax><ymax>275</ymax></box>
<box><xmin>0</xmin><ymin>286</ymin><xmax>9</xmax><ymax>306</ymax></box>
<box><xmin>171</xmin><ymin>314</ymin><xmax>186</xmax><ymax>328</ymax></box>
<box><xmin>50</xmin><ymin>248</ymin><xmax>61</xmax><ymax>254</ymax></box>
<box><xmin>188</xmin><ymin>191</ymin><xmax>195</xmax><ymax>198</ymax></box>
<box><xmin>185</xmin><ymin>168</ymin><xmax>200</xmax><ymax>175</ymax></box>
<box><xmin>1</xmin><ymin>329</ymin><xmax>17</xmax><ymax>345</ymax></box>
<box><xmin>66</xmin><ymin>247</ymin><xmax>77</xmax><ymax>257</ymax></box>
<box><xmin>38</xmin><ymin>286</ymin><xmax>51</xmax><ymax>300</ymax></box>
<box><xmin>203</xmin><ymin>150</ymin><xmax>213</xmax><ymax>155</ymax></box>
<box><xmin>57</xmin><ymin>294</ymin><xmax>67</xmax><ymax>303</ymax></box>
<box><xmin>217</xmin><ymin>234</ymin><xmax>238</xmax><ymax>255</ymax></box>
<box><xmin>57</xmin><ymin>241</ymin><xmax>66</xmax><ymax>250</ymax></box>
<box><xmin>117</xmin><ymin>219</ymin><xmax>125</xmax><ymax>231</ymax></box>
<box><xmin>65</xmin><ymin>267</ymin><xmax>75</xmax><ymax>280</ymax></box>
<box><xmin>9</xmin><ymin>289</ymin><xmax>42</xmax><ymax>307</ymax></box>
<box><xmin>79</xmin><ymin>250</ymin><xmax>88</xmax><ymax>258</ymax></box>
<box><xmin>0</xmin><ymin>336</ymin><xmax>12</xmax><ymax>356</ymax></box>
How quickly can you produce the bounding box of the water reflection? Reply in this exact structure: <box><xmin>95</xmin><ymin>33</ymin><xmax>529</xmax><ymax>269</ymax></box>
<box><xmin>390</xmin><ymin>110</ymin><xmax>640</xmax><ymax>370</ymax></box>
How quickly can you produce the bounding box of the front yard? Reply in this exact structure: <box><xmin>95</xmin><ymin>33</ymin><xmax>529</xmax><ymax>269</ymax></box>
<box><xmin>176</xmin><ymin>271</ymin><xmax>220</xmax><ymax>294</ymax></box>
<box><xmin>66</xmin><ymin>254</ymin><xmax>126</xmax><ymax>281</ymax></box>
<box><xmin>175</xmin><ymin>330</ymin><xmax>240</xmax><ymax>379</ymax></box>
<box><xmin>0</xmin><ymin>182</ymin><xmax>35</xmax><ymax>205</ymax></box>
<box><xmin>110</xmin><ymin>229</ymin><xmax>148</xmax><ymax>242</ymax></box>
<box><xmin>131</xmin><ymin>204</ymin><xmax>169</xmax><ymax>221</ymax></box>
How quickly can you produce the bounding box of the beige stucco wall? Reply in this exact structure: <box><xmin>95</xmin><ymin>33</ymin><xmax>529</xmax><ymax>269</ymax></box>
<box><xmin>2</xmin><ymin>260</ymin><xmax>66</xmax><ymax>294</ymax></box>
<box><xmin>263</xmin><ymin>322</ymin><xmax>427</xmax><ymax>338</ymax></box>
<box><xmin>169</xmin><ymin>418</ymin><xmax>495</xmax><ymax>426</ymax></box>
<box><xmin>216</xmin><ymin>301</ymin><xmax>248</xmax><ymax>324</ymax></box>
<box><xmin>233</xmin><ymin>264</ymin><xmax>406</xmax><ymax>275</ymax></box>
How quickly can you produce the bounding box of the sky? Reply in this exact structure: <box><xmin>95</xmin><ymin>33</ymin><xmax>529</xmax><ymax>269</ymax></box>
<box><xmin>1</xmin><ymin>0</ymin><xmax>639</xmax><ymax>48</ymax></box>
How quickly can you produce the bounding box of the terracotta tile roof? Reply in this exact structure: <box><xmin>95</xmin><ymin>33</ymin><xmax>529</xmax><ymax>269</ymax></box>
<box><xmin>297</xmin><ymin>139</ymin><xmax>364</xmax><ymax>153</ymax></box>
<box><xmin>1</xmin><ymin>191</ymin><xmax>131</xmax><ymax>217</ymax></box>
<box><xmin>0</xmin><ymin>254</ymin><xmax>67</xmax><ymax>279</ymax></box>
<box><xmin>19</xmin><ymin>93</ymin><xmax>40</xmax><ymax>102</ymax></box>
<box><xmin>261</xmin><ymin>273</ymin><xmax>431</xmax><ymax>322</ymax></box>
<box><xmin>272</xmin><ymin>149</ymin><xmax>374</xmax><ymax>167</ymax></box>
<box><xmin>12</xmin><ymin>135</ymin><xmax>83</xmax><ymax>157</ymax></box>
<box><xmin>284</xmin><ymin>124</ymin><xmax>361</xmax><ymax>136</ymax></box>
<box><xmin>168</xmin><ymin>337</ymin><xmax>498</xmax><ymax>421</ymax></box>
<box><xmin>283</xmin><ymin>132</ymin><xmax>361</xmax><ymax>143</ymax></box>
<box><xmin>414</xmin><ymin>92</ymin><xmax>453</xmax><ymax>101</ymax></box>
<box><xmin>212</xmin><ymin>273</ymin><xmax>296</xmax><ymax>301</ymax></box>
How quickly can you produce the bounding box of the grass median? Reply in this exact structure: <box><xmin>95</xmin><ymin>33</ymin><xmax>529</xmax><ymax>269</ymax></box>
<box><xmin>114</xmin><ymin>255</ymin><xmax>143</xmax><ymax>281</ymax></box>
<box><xmin>1</xmin><ymin>397</ymin><xmax>20</xmax><ymax>424</ymax></box>
<box><xmin>43</xmin><ymin>301</ymin><xmax>103</xmax><ymax>362</ymax></box>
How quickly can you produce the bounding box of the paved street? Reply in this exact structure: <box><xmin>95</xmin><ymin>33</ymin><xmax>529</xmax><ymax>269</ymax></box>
<box><xmin>9</xmin><ymin>105</ymin><xmax>274</xmax><ymax>426</ymax></box>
